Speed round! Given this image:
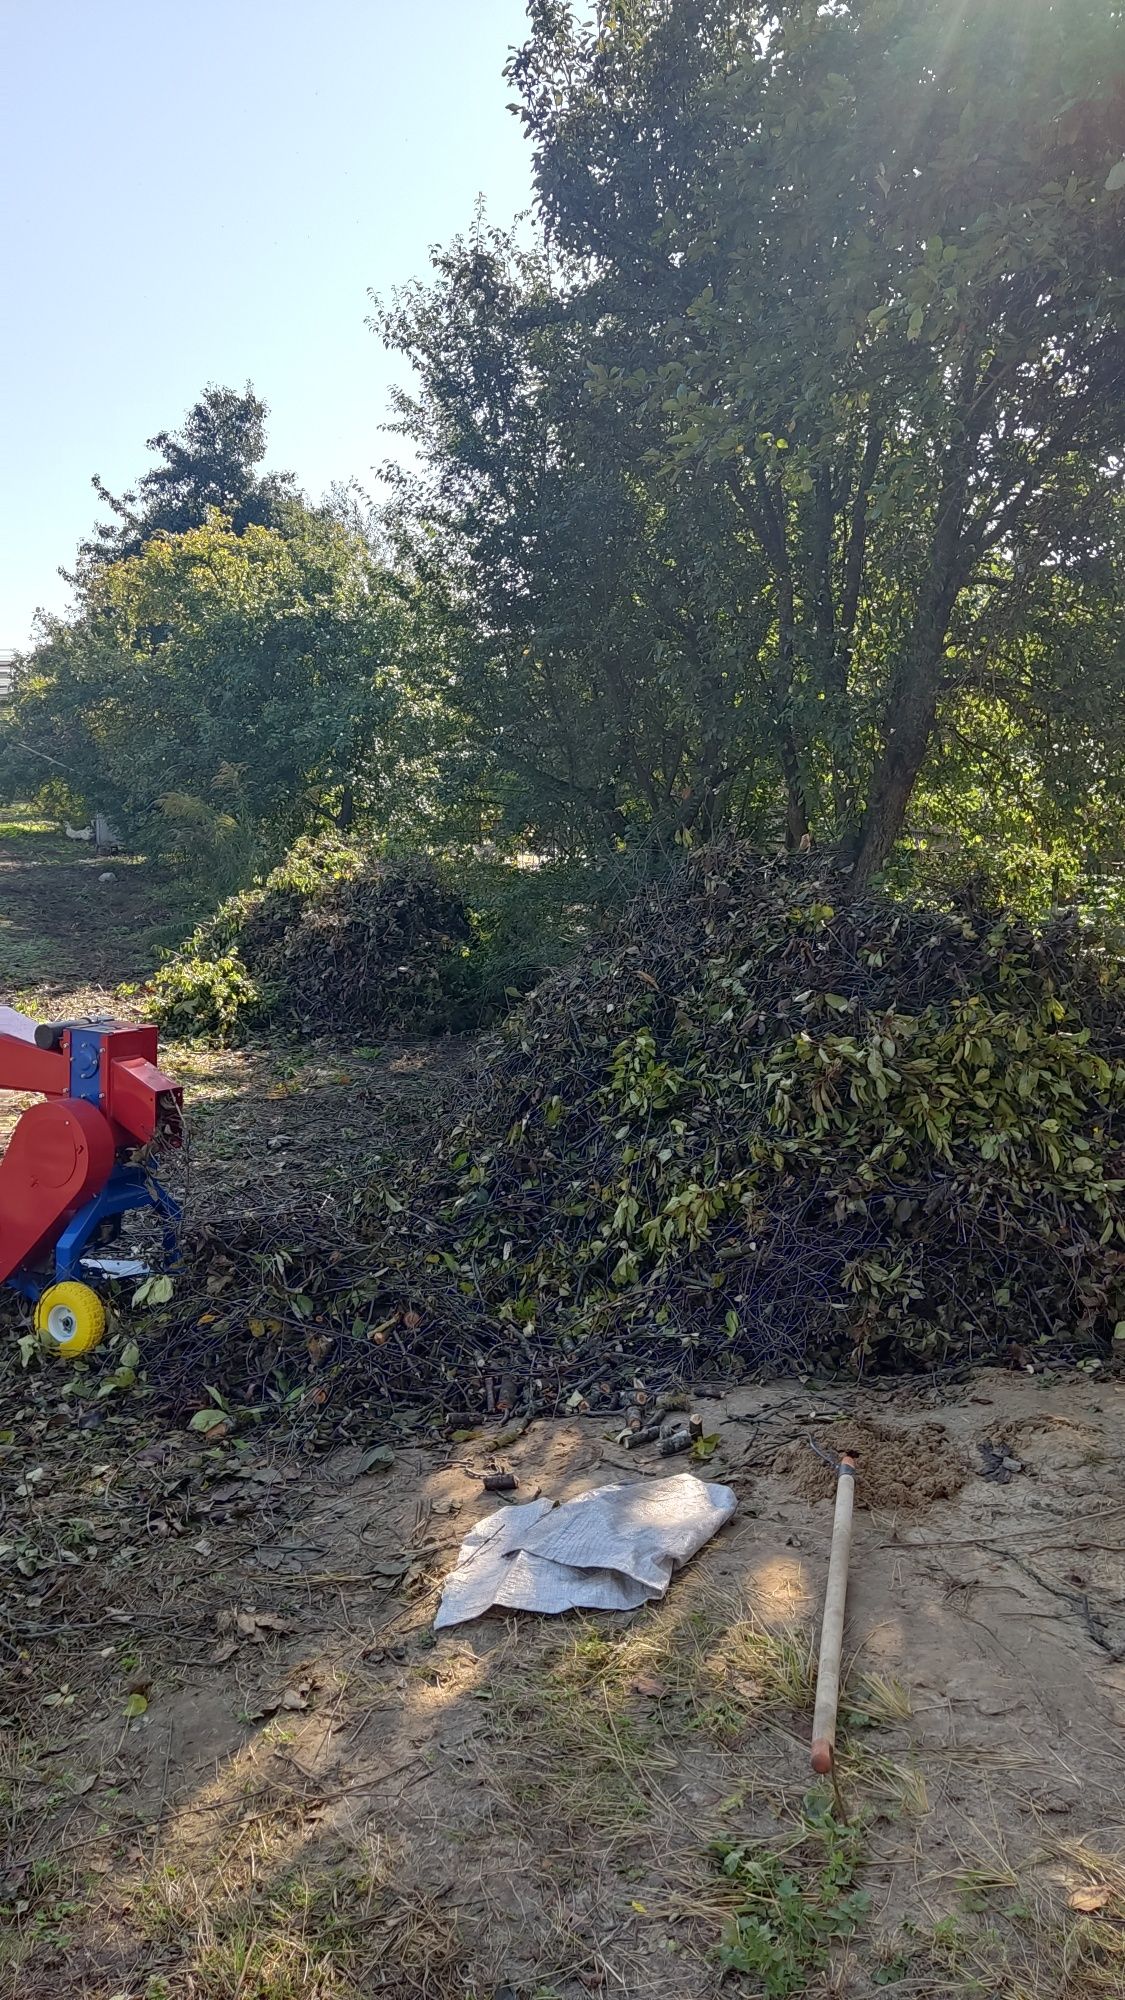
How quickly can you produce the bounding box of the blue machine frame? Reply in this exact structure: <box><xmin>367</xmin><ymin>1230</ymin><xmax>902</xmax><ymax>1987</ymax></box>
<box><xmin>6</xmin><ymin>1167</ymin><xmax>181</xmax><ymax>1303</ymax></box>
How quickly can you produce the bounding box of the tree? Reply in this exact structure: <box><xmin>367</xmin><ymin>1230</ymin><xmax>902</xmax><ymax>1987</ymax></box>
<box><xmin>905</xmin><ymin>486</ymin><xmax>1125</xmax><ymax>905</ymax></box>
<box><xmin>378</xmin><ymin>221</ymin><xmax>780</xmax><ymax>853</ymax></box>
<box><xmin>72</xmin><ymin>383</ymin><xmax>298</xmax><ymax>582</ymax></box>
<box><xmin>507</xmin><ymin>0</ymin><xmax>1125</xmax><ymax>879</ymax></box>
<box><xmin>9</xmin><ymin>509</ymin><xmax>406</xmax><ymax>841</ymax></box>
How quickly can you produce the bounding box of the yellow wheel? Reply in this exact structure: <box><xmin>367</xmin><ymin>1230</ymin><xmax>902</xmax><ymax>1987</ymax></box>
<box><xmin>34</xmin><ymin>1282</ymin><xmax>107</xmax><ymax>1358</ymax></box>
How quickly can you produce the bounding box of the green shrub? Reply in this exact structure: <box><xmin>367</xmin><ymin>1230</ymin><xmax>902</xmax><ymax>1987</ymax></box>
<box><xmin>150</xmin><ymin>952</ymin><xmax>261</xmax><ymax>1043</ymax></box>
<box><xmin>151</xmin><ymin>837</ymin><xmax>628</xmax><ymax>1043</ymax></box>
<box><xmin>152</xmin><ymin>835</ymin><xmax>472</xmax><ymax>1042</ymax></box>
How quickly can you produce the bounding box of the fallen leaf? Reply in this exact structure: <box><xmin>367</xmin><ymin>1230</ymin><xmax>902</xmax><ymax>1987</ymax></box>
<box><xmin>189</xmin><ymin>1408</ymin><xmax>229</xmax><ymax>1436</ymax></box>
<box><xmin>244</xmin><ymin>1675</ymin><xmax>317</xmax><ymax>1722</ymax></box>
<box><xmin>1069</xmin><ymin>1885</ymin><xmax>1111</xmax><ymax>1913</ymax></box>
<box><xmin>234</xmin><ymin>1608</ymin><xmax>293</xmax><ymax>1642</ymax></box>
<box><xmin>211</xmin><ymin>1638</ymin><xmax>238</xmax><ymax>1664</ymax></box>
<box><xmin>243</xmin><ymin>1694</ymin><xmax>280</xmax><ymax>1722</ymax></box>
<box><xmin>631</xmin><ymin>1676</ymin><xmax>666</xmax><ymax>1700</ymax></box>
<box><xmin>358</xmin><ymin>1444</ymin><xmax>395</xmax><ymax>1475</ymax></box>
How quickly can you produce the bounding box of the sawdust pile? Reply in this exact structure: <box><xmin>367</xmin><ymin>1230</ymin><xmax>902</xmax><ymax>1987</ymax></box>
<box><xmin>774</xmin><ymin>1421</ymin><xmax>967</xmax><ymax>1508</ymax></box>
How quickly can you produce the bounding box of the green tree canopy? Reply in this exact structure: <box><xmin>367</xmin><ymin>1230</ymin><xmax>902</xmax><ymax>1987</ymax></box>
<box><xmin>7</xmin><ymin>508</ymin><xmax>407</xmax><ymax>841</ymax></box>
<box><xmin>378</xmin><ymin>0</ymin><xmax>1124</xmax><ymax>877</ymax></box>
<box><xmin>379</xmin><ymin>220</ymin><xmax>782</xmax><ymax>853</ymax></box>
<box><xmin>72</xmin><ymin>383</ymin><xmax>298</xmax><ymax>583</ymax></box>
<box><xmin>504</xmin><ymin>0</ymin><xmax>1125</xmax><ymax>880</ymax></box>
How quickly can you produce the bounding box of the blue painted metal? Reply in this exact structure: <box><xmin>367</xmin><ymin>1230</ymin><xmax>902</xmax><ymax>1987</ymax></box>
<box><xmin>68</xmin><ymin>1025</ymin><xmax>106</xmax><ymax>1104</ymax></box>
<box><xmin>7</xmin><ymin>1270</ymin><xmax>44</xmax><ymax>1304</ymax></box>
<box><xmin>8</xmin><ymin>1167</ymin><xmax>182</xmax><ymax>1302</ymax></box>
<box><xmin>52</xmin><ymin>1165</ymin><xmax>182</xmax><ymax>1283</ymax></box>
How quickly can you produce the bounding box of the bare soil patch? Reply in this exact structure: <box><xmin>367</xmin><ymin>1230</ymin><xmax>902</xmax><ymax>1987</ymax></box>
<box><xmin>773</xmin><ymin>1415</ymin><xmax>969</xmax><ymax>1508</ymax></box>
<box><xmin>2</xmin><ymin>1369</ymin><xmax>1124</xmax><ymax>1998</ymax></box>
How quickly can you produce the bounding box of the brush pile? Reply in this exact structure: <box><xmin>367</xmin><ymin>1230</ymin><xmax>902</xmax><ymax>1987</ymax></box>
<box><xmin>149</xmin><ymin>845</ymin><xmax>1125</xmax><ymax>1430</ymax></box>
<box><xmin>152</xmin><ymin>835</ymin><xmax>472</xmax><ymax>1041</ymax></box>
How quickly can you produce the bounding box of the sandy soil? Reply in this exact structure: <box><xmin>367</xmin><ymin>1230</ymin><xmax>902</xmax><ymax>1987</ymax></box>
<box><xmin>3</xmin><ymin>1367</ymin><xmax>1123</xmax><ymax>1998</ymax></box>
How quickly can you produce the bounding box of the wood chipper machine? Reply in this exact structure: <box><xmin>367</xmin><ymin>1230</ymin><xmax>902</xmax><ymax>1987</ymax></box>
<box><xmin>0</xmin><ymin>1007</ymin><xmax>183</xmax><ymax>1356</ymax></box>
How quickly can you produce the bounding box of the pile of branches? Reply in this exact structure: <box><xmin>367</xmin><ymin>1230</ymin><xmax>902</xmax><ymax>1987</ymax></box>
<box><xmin>147</xmin><ymin>846</ymin><xmax>1125</xmax><ymax>1432</ymax></box>
<box><xmin>152</xmin><ymin>834</ymin><xmax>472</xmax><ymax>1041</ymax></box>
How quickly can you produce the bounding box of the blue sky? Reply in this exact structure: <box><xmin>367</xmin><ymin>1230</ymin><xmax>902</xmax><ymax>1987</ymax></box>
<box><xmin>0</xmin><ymin>0</ymin><xmax>535</xmax><ymax>646</ymax></box>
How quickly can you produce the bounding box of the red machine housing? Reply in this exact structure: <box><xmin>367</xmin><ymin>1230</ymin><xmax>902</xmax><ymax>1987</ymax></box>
<box><xmin>0</xmin><ymin>1020</ymin><xmax>182</xmax><ymax>1289</ymax></box>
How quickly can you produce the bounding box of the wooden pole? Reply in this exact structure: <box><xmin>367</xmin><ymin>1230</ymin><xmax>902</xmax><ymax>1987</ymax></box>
<box><xmin>811</xmin><ymin>1454</ymin><xmax>857</xmax><ymax>1776</ymax></box>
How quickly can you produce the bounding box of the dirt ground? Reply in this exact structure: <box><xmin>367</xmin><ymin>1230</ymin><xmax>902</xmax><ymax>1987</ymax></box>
<box><xmin>0</xmin><ymin>811</ymin><xmax>470</xmax><ymax>1199</ymax></box>
<box><xmin>0</xmin><ymin>810</ymin><xmax>190</xmax><ymax>1003</ymax></box>
<box><xmin>2</xmin><ymin>816</ymin><xmax>1125</xmax><ymax>1997</ymax></box>
<box><xmin>2</xmin><ymin>1372</ymin><xmax>1123</xmax><ymax>1999</ymax></box>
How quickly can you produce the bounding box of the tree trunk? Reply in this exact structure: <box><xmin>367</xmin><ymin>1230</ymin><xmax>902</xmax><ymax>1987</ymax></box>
<box><xmin>847</xmin><ymin>647</ymin><xmax>943</xmax><ymax>885</ymax></box>
<box><xmin>848</xmin><ymin>577</ymin><xmax>959</xmax><ymax>885</ymax></box>
<box><xmin>847</xmin><ymin>420</ymin><xmax>975</xmax><ymax>885</ymax></box>
<box><xmin>775</xmin><ymin>575</ymin><xmax>810</xmax><ymax>848</ymax></box>
<box><xmin>780</xmin><ymin>739</ymin><xmax>810</xmax><ymax>848</ymax></box>
<box><xmin>726</xmin><ymin>465</ymin><xmax>810</xmax><ymax>847</ymax></box>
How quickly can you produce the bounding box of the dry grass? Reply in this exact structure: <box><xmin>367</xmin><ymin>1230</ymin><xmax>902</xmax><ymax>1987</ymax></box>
<box><xmin>904</xmin><ymin>1824</ymin><xmax>1125</xmax><ymax>1999</ymax></box>
<box><xmin>131</xmin><ymin>1847</ymin><xmax>469</xmax><ymax>2000</ymax></box>
<box><xmin>65</xmin><ymin>1781</ymin><xmax>476</xmax><ymax>2000</ymax></box>
<box><xmin>846</xmin><ymin>1669</ymin><xmax>913</xmax><ymax>1724</ymax></box>
<box><xmin>483</xmin><ymin>1591</ymin><xmax>820</xmax><ymax>1822</ymax></box>
<box><xmin>918</xmin><ymin>1903</ymin><xmax>1125</xmax><ymax>1999</ymax></box>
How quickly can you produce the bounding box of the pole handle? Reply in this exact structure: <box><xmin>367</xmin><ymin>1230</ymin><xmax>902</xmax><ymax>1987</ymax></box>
<box><xmin>810</xmin><ymin>1455</ymin><xmax>857</xmax><ymax>1776</ymax></box>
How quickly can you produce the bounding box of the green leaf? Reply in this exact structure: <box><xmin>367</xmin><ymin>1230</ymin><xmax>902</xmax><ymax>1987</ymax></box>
<box><xmin>1105</xmin><ymin>159</ymin><xmax>1125</xmax><ymax>192</ymax></box>
<box><xmin>906</xmin><ymin>306</ymin><xmax>924</xmax><ymax>341</ymax></box>
<box><xmin>189</xmin><ymin>1407</ymin><xmax>228</xmax><ymax>1433</ymax></box>
<box><xmin>122</xmin><ymin>1693</ymin><xmax>148</xmax><ymax>1719</ymax></box>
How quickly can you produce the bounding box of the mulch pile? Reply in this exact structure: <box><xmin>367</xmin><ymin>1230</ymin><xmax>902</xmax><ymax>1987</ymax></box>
<box><xmin>153</xmin><ymin>835</ymin><xmax>472</xmax><ymax>1041</ymax></box>
<box><xmin>141</xmin><ymin>844</ymin><xmax>1125</xmax><ymax>1435</ymax></box>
